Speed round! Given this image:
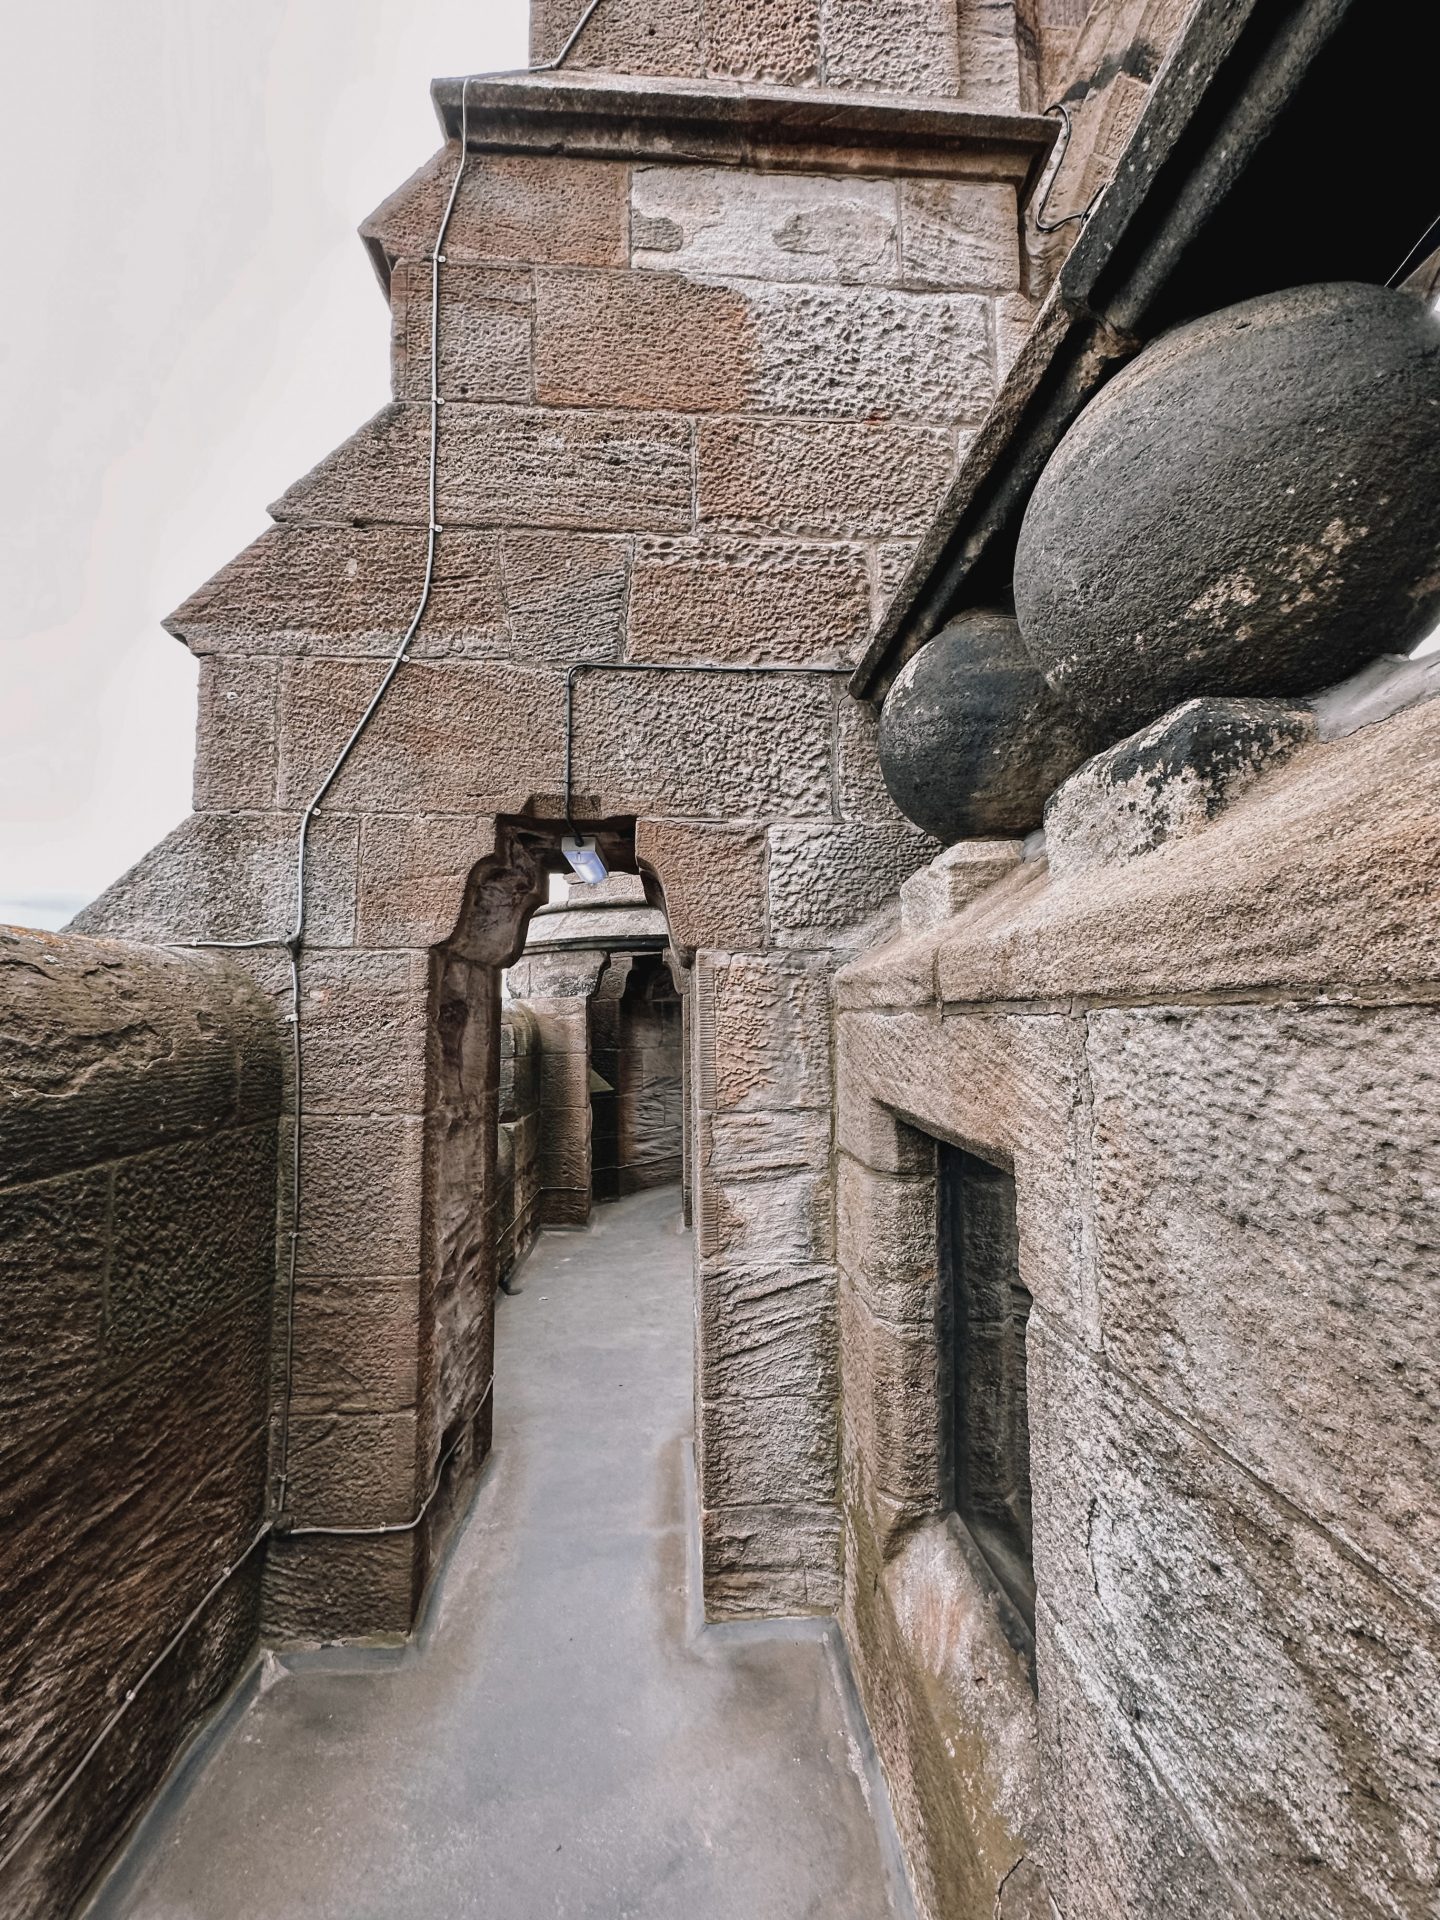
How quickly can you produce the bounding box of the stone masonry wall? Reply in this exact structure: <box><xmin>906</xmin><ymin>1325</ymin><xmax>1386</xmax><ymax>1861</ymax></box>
<box><xmin>73</xmin><ymin>66</ymin><xmax>1038</xmax><ymax>1633</ymax></box>
<box><xmin>496</xmin><ymin>1002</ymin><xmax>542</xmax><ymax>1284</ymax></box>
<box><xmin>0</xmin><ymin>929</ymin><xmax>281</xmax><ymax>1919</ymax></box>
<box><xmin>833</xmin><ymin>693</ymin><xmax>1440</xmax><ymax>1920</ymax></box>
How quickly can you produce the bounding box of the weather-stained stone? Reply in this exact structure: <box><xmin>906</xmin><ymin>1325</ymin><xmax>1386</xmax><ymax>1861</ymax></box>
<box><xmin>703</xmin><ymin>0</ymin><xmax>821</xmax><ymax>82</ymax></box>
<box><xmin>166</xmin><ymin>524</ymin><xmax>510</xmax><ymax>660</ymax></box>
<box><xmin>530</xmin><ymin>0</ymin><xmax>703</xmax><ymax>75</ymax></box>
<box><xmin>698</xmin><ymin>416</ymin><xmax>954</xmax><ymax>539</ymax></box>
<box><xmin>571</xmin><ymin>669</ymin><xmax>834</xmax><ymax>819</ymax></box>
<box><xmin>768</xmin><ymin>821</ymin><xmax>939</xmax><ymax>942</ymax></box>
<box><xmin>356</xmin><ymin>815</ymin><xmax>500</xmax><ymax>950</ymax></box>
<box><xmin>277</xmin><ymin>659</ymin><xmax>564</xmax><ymax>814</ymax></box>
<box><xmin>194</xmin><ymin>656</ymin><xmax>279</xmax><ymax>809</ymax></box>
<box><xmin>288</xmin><ymin>1274</ymin><xmax>422</xmax><ymax>1415</ymax></box>
<box><xmin>701</xmin><ymin>1166</ymin><xmax>834</xmax><ymax>1268</ymax></box>
<box><xmin>1029</xmin><ymin>1322</ymin><xmax>1440</xmax><ymax>1919</ymax></box>
<box><xmin>878</xmin><ymin>610</ymin><xmax>1106</xmax><ymax>841</ymax></box>
<box><xmin>70</xmin><ymin>811</ymin><xmax>358</xmax><ymax>950</ymax></box>
<box><xmin>393</xmin><ymin>261</ymin><xmax>533</xmax><ymax>404</ymax></box>
<box><xmin>362</xmin><ymin>149</ymin><xmax>630</xmax><ymax>272</ymax></box>
<box><xmin>1014</xmin><ymin>284</ymin><xmax>1440</xmax><ymax>734</ymax></box>
<box><xmin>298</xmin><ymin>948</ymin><xmax>430</xmax><ymax>1116</ymax></box>
<box><xmin>836</xmin><ymin>691</ymin><xmax>919</xmax><ymax>828</ymax></box>
<box><xmin>626</xmin><ymin>535</ymin><xmax>871</xmax><ymax>668</ymax></box>
<box><xmin>1086</xmin><ymin>1001</ymin><xmax>1440</xmax><ymax>1612</ymax></box>
<box><xmin>821</xmin><ymin>0</ymin><xmax>960</xmax><ymax>92</ymax></box>
<box><xmin>636</xmin><ymin>819</ymin><xmax>767</xmax><ymax>952</ymax></box>
<box><xmin>273</xmin><ymin>403</ymin><xmax>694</xmax><ymax>535</ymax></box>
<box><xmin>263</xmin><ymin>1532</ymin><xmax>418</xmax><ymax>1644</ymax></box>
<box><xmin>698</xmin><ymin>952</ymin><xmax>833</xmax><ymax>1114</ymax></box>
<box><xmin>295</xmin><ymin>1115</ymin><xmax>425</xmax><ymax>1278</ymax></box>
<box><xmin>701</xmin><ymin>1504</ymin><xmax>842</xmax><ymax>1587</ymax></box>
<box><xmin>953</xmin><ymin>0</ymin><xmax>1026</xmax><ymax>110</ymax></box>
<box><xmin>899</xmin><ymin>839</ymin><xmax>1023</xmax><ymax>935</ymax></box>
<box><xmin>535</xmin><ymin>269</ymin><xmax>993</xmax><ymax>422</ymax></box>
<box><xmin>1045</xmin><ymin>697</ymin><xmax>1315</xmax><ymax>880</ymax></box>
<box><xmin>900</xmin><ymin>179</ymin><xmax>1019</xmax><ymax>291</ymax></box>
<box><xmin>704</xmin><ymin>1109</ymin><xmax>831</xmax><ymax>1181</ymax></box>
<box><xmin>502</xmin><ymin>532</ymin><xmax>631</xmax><ymax>662</ymax></box>
<box><xmin>631</xmin><ymin>165</ymin><xmax>899</xmax><ymax>284</ymax></box>
<box><xmin>839</xmin><ymin>1284</ymin><xmax>943</xmax><ymax>1507</ymax></box>
<box><xmin>699</xmin><ymin>1263</ymin><xmax>837</xmax><ymax>1399</ymax></box>
<box><xmin>699</xmin><ymin>1391</ymin><xmax>838</xmax><ymax>1508</ymax></box>
<box><xmin>837</xmin><ymin>1153</ymin><xmax>939</xmax><ymax>1328</ymax></box>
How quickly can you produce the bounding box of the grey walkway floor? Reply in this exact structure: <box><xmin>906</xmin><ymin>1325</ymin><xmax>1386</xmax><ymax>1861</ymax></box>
<box><xmin>92</xmin><ymin>1187</ymin><xmax>902</xmax><ymax>1920</ymax></box>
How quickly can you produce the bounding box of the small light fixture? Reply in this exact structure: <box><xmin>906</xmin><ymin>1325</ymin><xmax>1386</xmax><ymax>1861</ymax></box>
<box><xmin>561</xmin><ymin>835</ymin><xmax>608</xmax><ymax>886</ymax></box>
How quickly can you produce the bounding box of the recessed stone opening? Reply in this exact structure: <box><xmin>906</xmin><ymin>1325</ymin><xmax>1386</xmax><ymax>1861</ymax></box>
<box><xmin>938</xmin><ymin>1141</ymin><xmax>1035</xmax><ymax>1641</ymax></box>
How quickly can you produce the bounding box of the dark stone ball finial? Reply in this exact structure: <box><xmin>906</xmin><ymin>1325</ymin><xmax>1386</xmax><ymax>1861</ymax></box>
<box><xmin>1013</xmin><ymin>281</ymin><xmax>1440</xmax><ymax>735</ymax></box>
<box><xmin>877</xmin><ymin>609</ymin><xmax>1107</xmax><ymax>842</ymax></box>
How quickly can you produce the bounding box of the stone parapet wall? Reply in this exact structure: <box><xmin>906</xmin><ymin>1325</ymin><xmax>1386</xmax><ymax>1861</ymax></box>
<box><xmin>0</xmin><ymin>928</ymin><xmax>282</xmax><ymax>1920</ymax></box>
<box><xmin>833</xmin><ymin>694</ymin><xmax>1440</xmax><ymax>1919</ymax></box>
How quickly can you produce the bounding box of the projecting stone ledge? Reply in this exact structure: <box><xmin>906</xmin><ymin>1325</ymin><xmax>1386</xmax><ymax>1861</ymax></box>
<box><xmin>429</xmin><ymin>69</ymin><xmax>1057</xmax><ymax>184</ymax></box>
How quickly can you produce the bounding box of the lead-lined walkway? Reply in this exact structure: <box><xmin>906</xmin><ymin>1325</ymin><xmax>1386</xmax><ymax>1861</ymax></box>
<box><xmin>90</xmin><ymin>1187</ymin><xmax>902</xmax><ymax>1920</ymax></box>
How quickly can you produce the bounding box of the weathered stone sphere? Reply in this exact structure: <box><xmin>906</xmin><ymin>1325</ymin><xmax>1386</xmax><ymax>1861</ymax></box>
<box><xmin>1013</xmin><ymin>282</ymin><xmax>1440</xmax><ymax>734</ymax></box>
<box><xmin>878</xmin><ymin>609</ymin><xmax>1106</xmax><ymax>841</ymax></box>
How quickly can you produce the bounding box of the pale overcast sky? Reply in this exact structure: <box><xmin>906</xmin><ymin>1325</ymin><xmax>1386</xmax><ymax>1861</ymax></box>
<box><xmin>0</xmin><ymin>0</ymin><xmax>529</xmax><ymax>928</ymax></box>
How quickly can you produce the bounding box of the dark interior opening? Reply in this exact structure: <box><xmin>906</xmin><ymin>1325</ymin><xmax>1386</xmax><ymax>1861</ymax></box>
<box><xmin>939</xmin><ymin>1143</ymin><xmax>1036</xmax><ymax>1639</ymax></box>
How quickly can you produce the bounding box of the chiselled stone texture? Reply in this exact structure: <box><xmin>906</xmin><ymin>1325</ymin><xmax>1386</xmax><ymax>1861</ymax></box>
<box><xmin>835</xmin><ymin>689</ymin><xmax>1440</xmax><ymax>1920</ymax></box>
<box><xmin>0</xmin><ymin>929</ymin><xmax>280</xmax><ymax>1920</ymax></box>
<box><xmin>627</xmin><ymin>535</ymin><xmax>871</xmax><ymax>668</ymax></box>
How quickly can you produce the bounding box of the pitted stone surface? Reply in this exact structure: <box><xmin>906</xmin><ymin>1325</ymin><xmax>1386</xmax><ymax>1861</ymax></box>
<box><xmin>363</xmin><ymin>150</ymin><xmax>630</xmax><ymax>271</ymax></box>
<box><xmin>627</xmin><ymin>534</ymin><xmax>871</xmax><ymax>667</ymax></box>
<box><xmin>1015</xmin><ymin>283</ymin><xmax>1440</xmax><ymax>734</ymax></box>
<box><xmin>698</xmin><ymin>415</ymin><xmax>955</xmax><ymax>538</ymax></box>
<box><xmin>1044</xmin><ymin>696</ymin><xmax>1316</xmax><ymax>879</ymax></box>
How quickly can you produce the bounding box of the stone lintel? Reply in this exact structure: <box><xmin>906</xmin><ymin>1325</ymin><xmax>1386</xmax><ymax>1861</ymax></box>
<box><xmin>431</xmin><ymin>70</ymin><xmax>1057</xmax><ymax>186</ymax></box>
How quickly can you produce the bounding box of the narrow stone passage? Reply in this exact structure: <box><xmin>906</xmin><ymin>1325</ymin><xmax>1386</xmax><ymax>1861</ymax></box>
<box><xmin>89</xmin><ymin>1188</ymin><xmax>900</xmax><ymax>1920</ymax></box>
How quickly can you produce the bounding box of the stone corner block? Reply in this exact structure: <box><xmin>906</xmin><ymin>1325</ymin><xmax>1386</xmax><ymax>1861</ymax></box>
<box><xmin>899</xmin><ymin>839</ymin><xmax>1025</xmax><ymax>936</ymax></box>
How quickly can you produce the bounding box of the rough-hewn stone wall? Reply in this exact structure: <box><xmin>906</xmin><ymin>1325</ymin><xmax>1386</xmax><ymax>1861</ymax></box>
<box><xmin>834</xmin><ymin>690</ymin><xmax>1440</xmax><ymax>1920</ymax></box>
<box><xmin>0</xmin><ymin>928</ymin><xmax>281</xmax><ymax>1919</ymax></box>
<box><xmin>496</xmin><ymin>1002</ymin><xmax>542</xmax><ymax>1282</ymax></box>
<box><xmin>74</xmin><ymin>69</ymin><xmax>1041</xmax><ymax>1634</ymax></box>
<box><xmin>532</xmin><ymin>0</ymin><xmax>1029</xmax><ymax>107</ymax></box>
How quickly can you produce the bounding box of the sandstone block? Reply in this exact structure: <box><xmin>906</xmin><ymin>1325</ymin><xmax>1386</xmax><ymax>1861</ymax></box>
<box><xmin>278</xmin><ymin>658</ymin><xmax>563</xmax><ymax>814</ymax></box>
<box><xmin>194</xmin><ymin>656</ymin><xmax>279</xmax><ymax>810</ymax></box>
<box><xmin>836</xmin><ymin>692</ymin><xmax>923</xmax><ymax>828</ymax></box>
<box><xmin>392</xmin><ymin>261</ymin><xmax>532</xmax><ymax>403</ymax></box>
<box><xmin>288</xmin><ymin>1275</ymin><xmax>422</xmax><ymax>1416</ymax></box>
<box><xmin>702</xmin><ymin>1504</ymin><xmax>842</xmax><ymax>1583</ymax></box>
<box><xmin>296</xmin><ymin>1116</ymin><xmax>424</xmax><ymax>1277</ymax></box>
<box><xmin>109</xmin><ymin>1128</ymin><xmax>277</xmax><ymax>1356</ymax></box>
<box><xmin>283</xmin><ymin>1410</ymin><xmax>420</xmax><ymax>1528</ymax></box>
<box><xmin>700</xmin><ymin>1392</ymin><xmax>838</xmax><ymax>1508</ymax></box>
<box><xmin>530</xmin><ymin>0</ymin><xmax>702</xmax><ymax>74</ymax></box>
<box><xmin>1044</xmin><ymin>697</ymin><xmax>1316</xmax><ymax>880</ymax></box>
<box><xmin>1086</xmin><ymin>1001</ymin><xmax>1440</xmax><ymax>1611</ymax></box>
<box><xmin>73</xmin><ymin>811</ymin><xmax>357</xmax><ymax>951</ymax></box>
<box><xmin>699</xmin><ymin>1263</ymin><xmax>837</xmax><ymax>1400</ymax></box>
<box><xmin>357</xmin><ymin>814</ymin><xmax>500</xmax><ymax>950</ymax></box>
<box><xmin>1029</xmin><ymin>1322</ymin><xmax>1440</xmax><ymax>1918</ymax></box>
<box><xmin>362</xmin><ymin>149</ymin><xmax>629</xmax><ymax>271</ymax></box>
<box><xmin>299</xmin><ymin>948</ymin><xmax>430</xmax><ymax>1115</ymax></box>
<box><xmin>901</xmin><ymin>179</ymin><xmax>1019</xmax><ymax>291</ymax></box>
<box><xmin>701</xmin><ymin>1168</ymin><xmax>834</xmax><ymax>1269</ymax></box>
<box><xmin>636</xmin><ymin>819</ymin><xmax>767</xmax><ymax>952</ymax></box>
<box><xmin>702</xmin><ymin>0</ymin><xmax>820</xmax><ymax>82</ymax></box>
<box><xmin>899</xmin><ymin>839</ymin><xmax>1024</xmax><ymax>935</ymax></box>
<box><xmin>697</xmin><ymin>951</ymin><xmax>833</xmax><ymax>1113</ymax></box>
<box><xmin>273</xmin><ymin>403</ymin><xmax>694</xmax><ymax>535</ymax></box>
<box><xmin>502</xmin><ymin>532</ymin><xmax>631</xmax><ymax>663</ymax></box>
<box><xmin>263</xmin><ymin>1531</ymin><xmax>417</xmax><ymax>1644</ymax></box>
<box><xmin>627</xmin><ymin>534</ymin><xmax>871</xmax><ymax>668</ymax></box>
<box><xmin>768</xmin><ymin>821</ymin><xmax>939</xmax><ymax>942</ymax></box>
<box><xmin>840</xmin><ymin>1284</ymin><xmax>944</xmax><ymax>1507</ymax></box>
<box><xmin>535</xmin><ymin>270</ymin><xmax>993</xmax><ymax>422</ymax></box>
<box><xmin>571</xmin><ymin>669</ymin><xmax>834</xmax><ymax>819</ymax></box>
<box><xmin>698</xmin><ymin>416</ymin><xmax>953</xmax><ymax>539</ymax></box>
<box><xmin>167</xmin><ymin>524</ymin><xmax>509</xmax><ymax>660</ymax></box>
<box><xmin>704</xmin><ymin>1109</ymin><xmax>831</xmax><ymax>1180</ymax></box>
<box><xmin>821</xmin><ymin>0</ymin><xmax>960</xmax><ymax>92</ymax></box>
<box><xmin>0</xmin><ymin>1170</ymin><xmax>107</xmax><ymax>1434</ymax></box>
<box><xmin>837</xmin><ymin>1154</ymin><xmax>939</xmax><ymax>1328</ymax></box>
<box><xmin>631</xmin><ymin>165</ymin><xmax>898</xmax><ymax>284</ymax></box>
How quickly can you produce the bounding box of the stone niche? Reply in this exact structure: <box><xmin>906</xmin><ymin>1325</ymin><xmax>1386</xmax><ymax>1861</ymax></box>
<box><xmin>834</xmin><ymin>689</ymin><xmax>1440</xmax><ymax>1920</ymax></box>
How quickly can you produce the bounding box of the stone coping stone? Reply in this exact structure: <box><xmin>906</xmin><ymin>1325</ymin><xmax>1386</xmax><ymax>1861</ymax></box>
<box><xmin>430</xmin><ymin>69</ymin><xmax>1056</xmax><ymax>184</ymax></box>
